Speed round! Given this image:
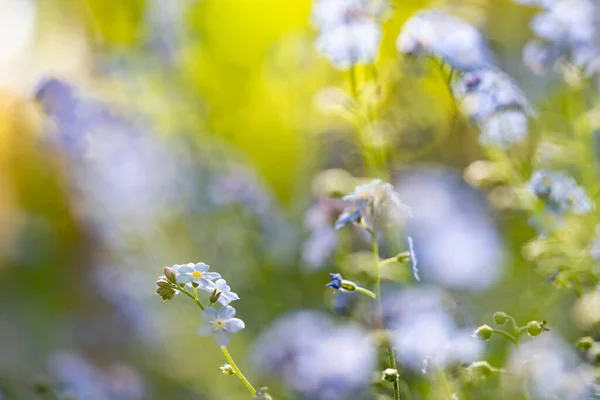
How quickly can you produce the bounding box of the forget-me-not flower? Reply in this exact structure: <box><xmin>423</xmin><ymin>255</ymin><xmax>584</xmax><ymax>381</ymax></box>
<box><xmin>209</xmin><ymin>279</ymin><xmax>240</xmax><ymax>306</ymax></box>
<box><xmin>175</xmin><ymin>262</ymin><xmax>221</xmax><ymax>289</ymax></box>
<box><xmin>529</xmin><ymin>170</ymin><xmax>594</xmax><ymax>215</ymax></box>
<box><xmin>197</xmin><ymin>306</ymin><xmax>245</xmax><ymax>347</ymax></box>
<box><xmin>397</xmin><ymin>10</ymin><xmax>491</xmax><ymax>71</ymax></box>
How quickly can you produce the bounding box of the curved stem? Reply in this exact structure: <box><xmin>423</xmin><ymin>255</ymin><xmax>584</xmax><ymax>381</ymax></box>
<box><xmin>491</xmin><ymin>329</ymin><xmax>517</xmax><ymax>344</ymax></box>
<box><xmin>221</xmin><ymin>346</ymin><xmax>257</xmax><ymax>396</ymax></box>
<box><xmin>355</xmin><ymin>286</ymin><xmax>376</xmax><ymax>299</ymax></box>
<box><xmin>175</xmin><ymin>284</ymin><xmax>206</xmax><ymax>310</ymax></box>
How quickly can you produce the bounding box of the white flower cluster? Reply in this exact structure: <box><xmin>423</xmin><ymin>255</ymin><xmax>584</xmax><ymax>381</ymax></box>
<box><xmin>517</xmin><ymin>0</ymin><xmax>600</xmax><ymax>76</ymax></box>
<box><xmin>310</xmin><ymin>0</ymin><xmax>389</xmax><ymax>69</ymax></box>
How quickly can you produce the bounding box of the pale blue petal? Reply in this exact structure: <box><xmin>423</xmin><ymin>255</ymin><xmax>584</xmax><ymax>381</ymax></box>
<box><xmin>195</xmin><ymin>262</ymin><xmax>210</xmax><ymax>273</ymax></box>
<box><xmin>178</xmin><ymin>264</ymin><xmax>194</xmax><ymax>274</ymax></box>
<box><xmin>197</xmin><ymin>322</ymin><xmax>213</xmax><ymax>337</ymax></box>
<box><xmin>225</xmin><ymin>318</ymin><xmax>245</xmax><ymax>333</ymax></box>
<box><xmin>197</xmin><ymin>279</ymin><xmax>216</xmax><ymax>292</ymax></box>
<box><xmin>218</xmin><ymin>305</ymin><xmax>236</xmax><ymax>320</ymax></box>
<box><xmin>213</xmin><ymin>331</ymin><xmax>231</xmax><ymax>347</ymax></box>
<box><xmin>203</xmin><ymin>272</ymin><xmax>221</xmax><ymax>281</ymax></box>
<box><xmin>217</xmin><ymin>296</ymin><xmax>231</xmax><ymax>306</ymax></box>
<box><xmin>217</xmin><ymin>292</ymin><xmax>239</xmax><ymax>306</ymax></box>
<box><xmin>177</xmin><ymin>274</ymin><xmax>192</xmax><ymax>285</ymax></box>
<box><xmin>201</xmin><ymin>308</ymin><xmax>218</xmax><ymax>322</ymax></box>
<box><xmin>215</xmin><ymin>279</ymin><xmax>230</xmax><ymax>291</ymax></box>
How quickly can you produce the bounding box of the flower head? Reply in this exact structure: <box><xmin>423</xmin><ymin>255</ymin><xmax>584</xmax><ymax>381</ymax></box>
<box><xmin>529</xmin><ymin>170</ymin><xmax>594</xmax><ymax>215</ymax></box>
<box><xmin>197</xmin><ymin>306</ymin><xmax>245</xmax><ymax>347</ymax></box>
<box><xmin>326</xmin><ymin>273</ymin><xmax>343</xmax><ymax>289</ymax></box>
<box><xmin>310</xmin><ymin>0</ymin><xmax>389</xmax><ymax>69</ymax></box>
<box><xmin>209</xmin><ymin>279</ymin><xmax>240</xmax><ymax>306</ymax></box>
<box><xmin>397</xmin><ymin>10</ymin><xmax>491</xmax><ymax>71</ymax></box>
<box><xmin>174</xmin><ymin>262</ymin><xmax>221</xmax><ymax>289</ymax></box>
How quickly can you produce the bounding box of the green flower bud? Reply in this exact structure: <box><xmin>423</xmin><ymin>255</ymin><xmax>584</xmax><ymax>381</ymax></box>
<box><xmin>209</xmin><ymin>289</ymin><xmax>222</xmax><ymax>304</ymax></box>
<box><xmin>493</xmin><ymin>312</ymin><xmax>508</xmax><ymax>325</ymax></box>
<box><xmin>164</xmin><ymin>266</ymin><xmax>177</xmax><ymax>283</ymax></box>
<box><xmin>381</xmin><ymin>368</ymin><xmax>399</xmax><ymax>382</ymax></box>
<box><xmin>577</xmin><ymin>336</ymin><xmax>595</xmax><ymax>351</ymax></box>
<box><xmin>526</xmin><ymin>320</ymin><xmax>549</xmax><ymax>337</ymax></box>
<box><xmin>220</xmin><ymin>364</ymin><xmax>235</xmax><ymax>376</ymax></box>
<box><xmin>156</xmin><ymin>276</ymin><xmax>172</xmax><ymax>288</ymax></box>
<box><xmin>473</xmin><ymin>325</ymin><xmax>494</xmax><ymax>340</ymax></box>
<box><xmin>395</xmin><ymin>251</ymin><xmax>411</xmax><ymax>263</ymax></box>
<box><xmin>467</xmin><ymin>361</ymin><xmax>495</xmax><ymax>377</ymax></box>
<box><xmin>155</xmin><ymin>285</ymin><xmax>176</xmax><ymax>301</ymax></box>
<box><xmin>340</xmin><ymin>280</ymin><xmax>357</xmax><ymax>292</ymax></box>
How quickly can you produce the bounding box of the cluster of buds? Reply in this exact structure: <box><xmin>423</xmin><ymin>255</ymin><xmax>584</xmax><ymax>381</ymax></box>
<box><xmin>474</xmin><ymin>312</ymin><xmax>550</xmax><ymax>343</ymax></box>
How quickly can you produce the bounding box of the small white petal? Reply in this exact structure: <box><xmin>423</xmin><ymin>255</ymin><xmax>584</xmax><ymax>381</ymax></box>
<box><xmin>215</xmin><ymin>279</ymin><xmax>230</xmax><ymax>291</ymax></box>
<box><xmin>225</xmin><ymin>318</ymin><xmax>245</xmax><ymax>333</ymax></box>
<box><xmin>198</xmin><ymin>279</ymin><xmax>217</xmax><ymax>293</ymax></box>
<box><xmin>213</xmin><ymin>330</ymin><xmax>231</xmax><ymax>347</ymax></box>
<box><xmin>178</xmin><ymin>264</ymin><xmax>194</xmax><ymax>274</ymax></box>
<box><xmin>218</xmin><ymin>305</ymin><xmax>236</xmax><ymax>320</ymax></box>
<box><xmin>201</xmin><ymin>308</ymin><xmax>218</xmax><ymax>322</ymax></box>
<box><xmin>197</xmin><ymin>322</ymin><xmax>213</xmax><ymax>337</ymax></box>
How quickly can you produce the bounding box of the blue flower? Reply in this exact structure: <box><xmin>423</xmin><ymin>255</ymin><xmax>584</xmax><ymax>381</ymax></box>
<box><xmin>210</xmin><ymin>279</ymin><xmax>240</xmax><ymax>306</ymax></box>
<box><xmin>334</xmin><ymin>200</ymin><xmax>368</xmax><ymax>230</ymax></box>
<box><xmin>197</xmin><ymin>306</ymin><xmax>245</xmax><ymax>347</ymax></box>
<box><xmin>326</xmin><ymin>273</ymin><xmax>343</xmax><ymax>289</ymax></box>
<box><xmin>175</xmin><ymin>262</ymin><xmax>221</xmax><ymax>289</ymax></box>
<box><xmin>529</xmin><ymin>170</ymin><xmax>594</xmax><ymax>215</ymax></box>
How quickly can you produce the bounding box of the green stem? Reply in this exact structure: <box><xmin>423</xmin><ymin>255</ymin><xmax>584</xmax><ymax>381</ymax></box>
<box><xmin>388</xmin><ymin>347</ymin><xmax>401</xmax><ymax>400</ymax></box>
<box><xmin>355</xmin><ymin>286</ymin><xmax>376</xmax><ymax>299</ymax></box>
<box><xmin>370</xmin><ymin>232</ymin><xmax>382</xmax><ymax>305</ymax></box>
<box><xmin>379</xmin><ymin>257</ymin><xmax>398</xmax><ymax>268</ymax></box>
<box><xmin>174</xmin><ymin>283</ymin><xmax>206</xmax><ymax>310</ymax></box>
<box><xmin>221</xmin><ymin>346</ymin><xmax>257</xmax><ymax>396</ymax></box>
<box><xmin>491</xmin><ymin>329</ymin><xmax>518</xmax><ymax>344</ymax></box>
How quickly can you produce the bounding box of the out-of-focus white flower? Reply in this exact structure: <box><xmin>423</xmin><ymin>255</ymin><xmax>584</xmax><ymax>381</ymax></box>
<box><xmin>197</xmin><ymin>306</ymin><xmax>245</xmax><ymax>347</ymax></box>
<box><xmin>310</xmin><ymin>0</ymin><xmax>388</xmax><ymax>69</ymax></box>
<box><xmin>480</xmin><ymin>110</ymin><xmax>529</xmax><ymax>148</ymax></box>
<box><xmin>505</xmin><ymin>334</ymin><xmax>589</xmax><ymax>400</ymax></box>
<box><xmin>397</xmin><ymin>10</ymin><xmax>491</xmax><ymax>71</ymax></box>
<box><xmin>383</xmin><ymin>287</ymin><xmax>483</xmax><ymax>369</ymax></box>
<box><xmin>397</xmin><ymin>169</ymin><xmax>505</xmax><ymax>291</ymax></box>
<box><xmin>335</xmin><ymin>179</ymin><xmax>410</xmax><ymax>231</ymax></box>
<box><xmin>529</xmin><ymin>170</ymin><xmax>594</xmax><ymax>215</ymax></box>
<box><xmin>253</xmin><ymin>311</ymin><xmax>375</xmax><ymax>400</ymax></box>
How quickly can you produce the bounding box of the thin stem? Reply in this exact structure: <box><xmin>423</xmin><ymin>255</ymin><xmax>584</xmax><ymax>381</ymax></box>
<box><xmin>221</xmin><ymin>346</ymin><xmax>257</xmax><ymax>396</ymax></box>
<box><xmin>379</xmin><ymin>257</ymin><xmax>398</xmax><ymax>268</ymax></box>
<box><xmin>388</xmin><ymin>347</ymin><xmax>401</xmax><ymax>400</ymax></box>
<box><xmin>355</xmin><ymin>286</ymin><xmax>376</xmax><ymax>299</ymax></box>
<box><xmin>491</xmin><ymin>329</ymin><xmax>518</xmax><ymax>344</ymax></box>
<box><xmin>370</xmin><ymin>232</ymin><xmax>382</xmax><ymax>305</ymax></box>
<box><xmin>174</xmin><ymin>284</ymin><xmax>206</xmax><ymax>310</ymax></box>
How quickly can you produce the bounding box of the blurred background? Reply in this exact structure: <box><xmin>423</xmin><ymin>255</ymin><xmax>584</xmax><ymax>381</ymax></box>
<box><xmin>0</xmin><ymin>0</ymin><xmax>596</xmax><ymax>399</ymax></box>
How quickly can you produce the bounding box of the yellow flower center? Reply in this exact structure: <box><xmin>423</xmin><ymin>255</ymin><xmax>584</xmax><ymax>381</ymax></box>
<box><xmin>192</xmin><ymin>271</ymin><xmax>203</xmax><ymax>278</ymax></box>
<box><xmin>212</xmin><ymin>319</ymin><xmax>226</xmax><ymax>330</ymax></box>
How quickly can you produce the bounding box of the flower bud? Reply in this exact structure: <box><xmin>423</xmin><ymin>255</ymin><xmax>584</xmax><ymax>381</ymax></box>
<box><xmin>155</xmin><ymin>286</ymin><xmax>176</xmax><ymax>301</ymax></box>
<box><xmin>395</xmin><ymin>251</ymin><xmax>411</xmax><ymax>263</ymax></box>
<box><xmin>340</xmin><ymin>280</ymin><xmax>357</xmax><ymax>292</ymax></box>
<box><xmin>577</xmin><ymin>336</ymin><xmax>595</xmax><ymax>351</ymax></box>
<box><xmin>156</xmin><ymin>276</ymin><xmax>172</xmax><ymax>288</ymax></box>
<box><xmin>467</xmin><ymin>361</ymin><xmax>495</xmax><ymax>377</ymax></box>
<box><xmin>210</xmin><ymin>289</ymin><xmax>222</xmax><ymax>304</ymax></box>
<box><xmin>191</xmin><ymin>281</ymin><xmax>199</xmax><ymax>288</ymax></box>
<box><xmin>473</xmin><ymin>325</ymin><xmax>493</xmax><ymax>340</ymax></box>
<box><xmin>220</xmin><ymin>364</ymin><xmax>235</xmax><ymax>376</ymax></box>
<box><xmin>493</xmin><ymin>312</ymin><xmax>508</xmax><ymax>325</ymax></box>
<box><xmin>164</xmin><ymin>266</ymin><xmax>177</xmax><ymax>283</ymax></box>
<box><xmin>381</xmin><ymin>368</ymin><xmax>399</xmax><ymax>382</ymax></box>
<box><xmin>526</xmin><ymin>320</ymin><xmax>549</xmax><ymax>337</ymax></box>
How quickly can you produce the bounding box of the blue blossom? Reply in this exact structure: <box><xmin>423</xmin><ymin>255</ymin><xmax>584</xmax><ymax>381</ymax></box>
<box><xmin>397</xmin><ymin>10</ymin><xmax>491</xmax><ymax>71</ymax></box>
<box><xmin>175</xmin><ymin>262</ymin><xmax>221</xmax><ymax>288</ymax></box>
<box><xmin>397</xmin><ymin>169</ymin><xmax>504</xmax><ymax>291</ymax></box>
<box><xmin>310</xmin><ymin>0</ymin><xmax>389</xmax><ymax>69</ymax></box>
<box><xmin>529</xmin><ymin>170</ymin><xmax>594</xmax><ymax>215</ymax></box>
<box><xmin>326</xmin><ymin>273</ymin><xmax>343</xmax><ymax>289</ymax></box>
<box><xmin>210</xmin><ymin>279</ymin><xmax>240</xmax><ymax>306</ymax></box>
<box><xmin>197</xmin><ymin>306</ymin><xmax>245</xmax><ymax>347</ymax></box>
<box><xmin>453</xmin><ymin>68</ymin><xmax>533</xmax><ymax>148</ymax></box>
<box><xmin>253</xmin><ymin>311</ymin><xmax>375</xmax><ymax>400</ymax></box>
